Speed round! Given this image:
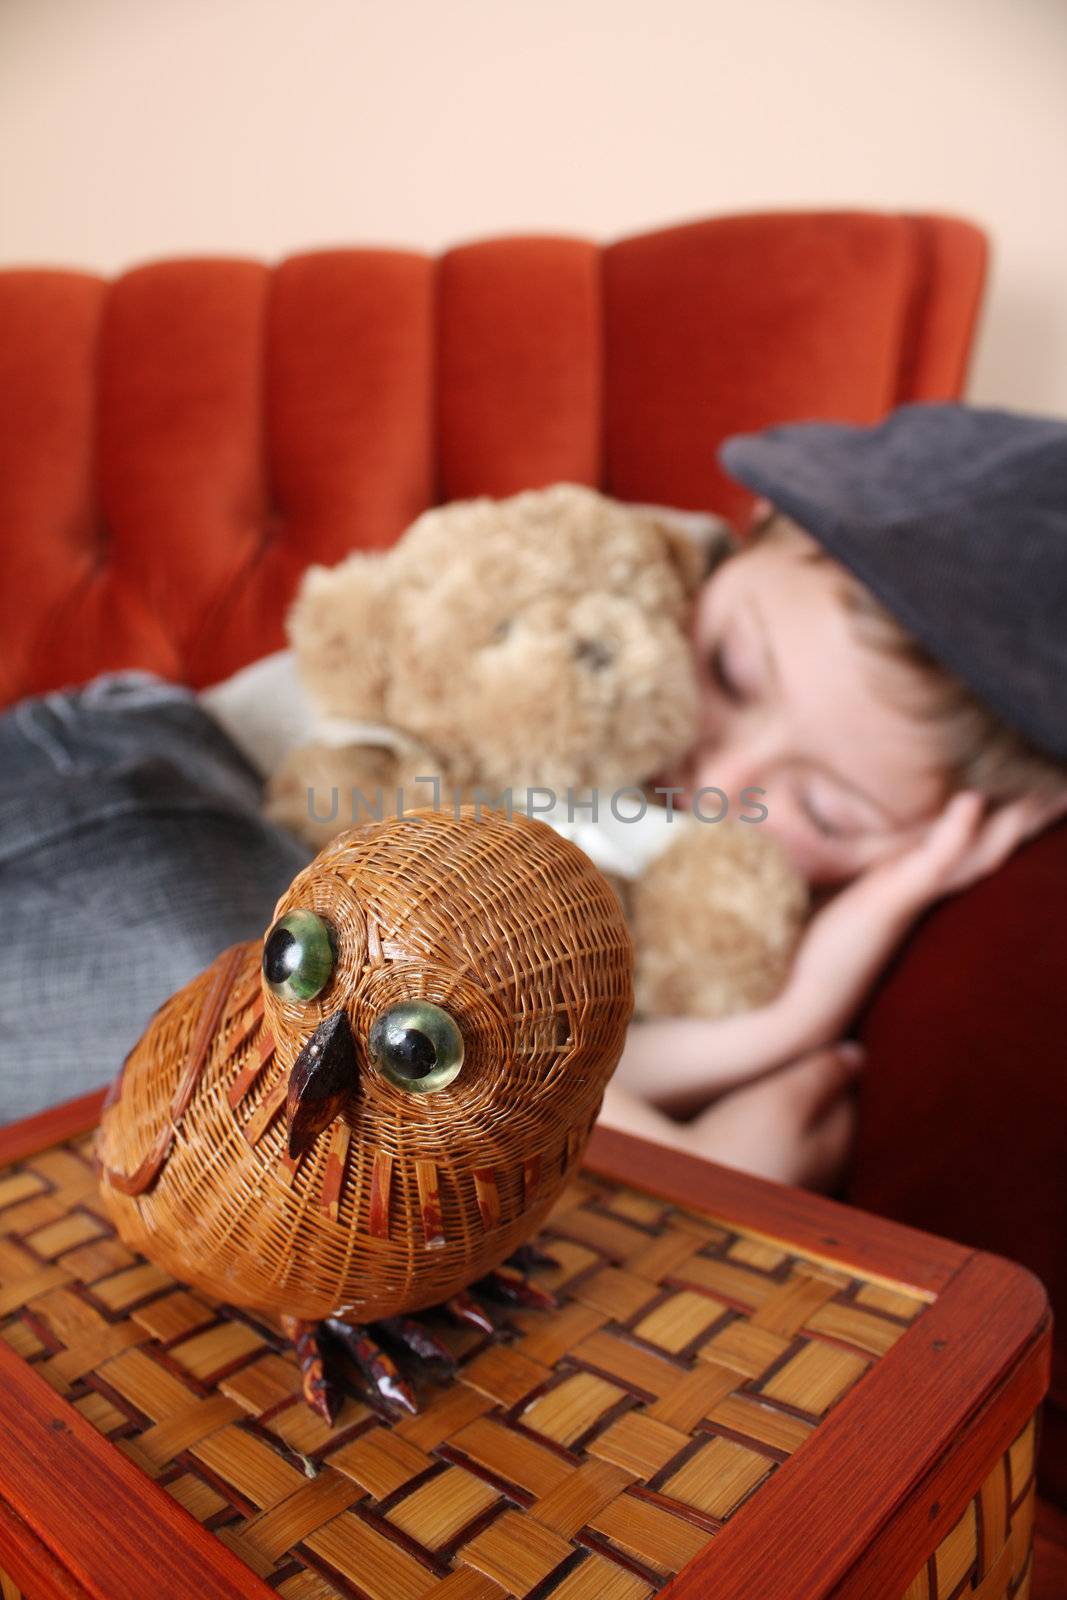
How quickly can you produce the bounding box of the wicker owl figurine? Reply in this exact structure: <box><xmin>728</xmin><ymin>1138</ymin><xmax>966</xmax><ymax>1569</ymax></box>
<box><xmin>96</xmin><ymin>806</ymin><xmax>634</xmax><ymax>1418</ymax></box>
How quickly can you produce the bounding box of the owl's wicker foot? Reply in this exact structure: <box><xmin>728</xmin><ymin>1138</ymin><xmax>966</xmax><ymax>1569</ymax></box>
<box><xmin>508</xmin><ymin>1242</ymin><xmax>560</xmax><ymax>1273</ymax></box>
<box><xmin>281</xmin><ymin>1315</ymin><xmax>339</xmax><ymax>1425</ymax></box>
<box><xmin>446</xmin><ymin>1252</ymin><xmax>559</xmax><ymax>1333</ymax></box>
<box><xmin>446</xmin><ymin>1289</ymin><xmax>496</xmax><ymax>1333</ymax></box>
<box><xmin>287</xmin><ymin>1249</ymin><xmax>558</xmax><ymax>1419</ymax></box>
<box><xmin>481</xmin><ymin>1264</ymin><xmax>557</xmax><ymax>1311</ymax></box>
<box><xmin>323</xmin><ymin>1317</ymin><xmax>419</xmax><ymax>1416</ymax></box>
<box><xmin>376</xmin><ymin>1316</ymin><xmax>455</xmax><ymax>1369</ymax></box>
<box><xmin>282</xmin><ymin>1315</ymin><xmax>418</xmax><ymax>1422</ymax></box>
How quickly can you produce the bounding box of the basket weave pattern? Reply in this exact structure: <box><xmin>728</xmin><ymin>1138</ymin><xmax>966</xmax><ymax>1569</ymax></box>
<box><xmin>901</xmin><ymin>1417</ymin><xmax>1036</xmax><ymax>1600</ymax></box>
<box><xmin>0</xmin><ymin>1131</ymin><xmax>1036</xmax><ymax>1599</ymax></box>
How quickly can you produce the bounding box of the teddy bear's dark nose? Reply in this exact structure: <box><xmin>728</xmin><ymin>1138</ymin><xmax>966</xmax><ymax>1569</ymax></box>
<box><xmin>574</xmin><ymin>637</ymin><xmax>615</xmax><ymax>671</ymax></box>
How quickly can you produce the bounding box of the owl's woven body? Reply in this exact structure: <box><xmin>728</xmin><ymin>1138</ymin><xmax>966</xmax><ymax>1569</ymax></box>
<box><xmin>96</xmin><ymin>808</ymin><xmax>634</xmax><ymax>1322</ymax></box>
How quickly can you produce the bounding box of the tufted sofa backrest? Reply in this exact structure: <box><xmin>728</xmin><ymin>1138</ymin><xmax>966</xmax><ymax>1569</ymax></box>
<box><xmin>0</xmin><ymin>211</ymin><xmax>986</xmax><ymax>705</ymax></box>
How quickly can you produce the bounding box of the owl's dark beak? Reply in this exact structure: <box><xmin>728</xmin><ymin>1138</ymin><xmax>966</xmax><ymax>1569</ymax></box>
<box><xmin>286</xmin><ymin>1012</ymin><xmax>358</xmax><ymax>1161</ymax></box>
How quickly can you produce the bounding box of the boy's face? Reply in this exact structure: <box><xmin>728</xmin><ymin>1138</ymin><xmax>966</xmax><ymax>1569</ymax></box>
<box><xmin>665</xmin><ymin>520</ymin><xmax>951</xmax><ymax>885</ymax></box>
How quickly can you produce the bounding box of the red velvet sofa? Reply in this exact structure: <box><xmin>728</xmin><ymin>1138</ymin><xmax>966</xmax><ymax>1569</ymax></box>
<box><xmin>4</xmin><ymin>210</ymin><xmax>1064</xmax><ymax>1502</ymax></box>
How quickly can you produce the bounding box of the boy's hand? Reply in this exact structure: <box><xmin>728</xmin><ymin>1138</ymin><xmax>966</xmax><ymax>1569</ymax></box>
<box><xmin>782</xmin><ymin>787</ymin><xmax>1067</xmax><ymax>1050</ymax></box>
<box><xmin>614</xmin><ymin>787</ymin><xmax>1067</xmax><ymax>1112</ymax></box>
<box><xmin>908</xmin><ymin>787</ymin><xmax>1067</xmax><ymax>897</ymax></box>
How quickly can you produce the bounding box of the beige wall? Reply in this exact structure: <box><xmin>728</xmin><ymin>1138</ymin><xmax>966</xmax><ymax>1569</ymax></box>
<box><xmin>2</xmin><ymin>0</ymin><xmax>1065</xmax><ymax>415</ymax></box>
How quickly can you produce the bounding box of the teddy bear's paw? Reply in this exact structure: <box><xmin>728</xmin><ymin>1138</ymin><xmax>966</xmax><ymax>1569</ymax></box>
<box><xmin>630</xmin><ymin>823</ymin><xmax>808</xmax><ymax>1019</ymax></box>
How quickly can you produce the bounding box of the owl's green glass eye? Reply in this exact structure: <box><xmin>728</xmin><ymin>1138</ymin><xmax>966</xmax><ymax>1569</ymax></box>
<box><xmin>263</xmin><ymin>910</ymin><xmax>336</xmax><ymax>1003</ymax></box>
<box><xmin>368</xmin><ymin>1001</ymin><xmax>464</xmax><ymax>1094</ymax></box>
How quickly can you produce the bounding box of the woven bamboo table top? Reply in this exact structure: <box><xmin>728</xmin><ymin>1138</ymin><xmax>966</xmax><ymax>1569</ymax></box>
<box><xmin>0</xmin><ymin>1128</ymin><xmax>941</xmax><ymax>1599</ymax></box>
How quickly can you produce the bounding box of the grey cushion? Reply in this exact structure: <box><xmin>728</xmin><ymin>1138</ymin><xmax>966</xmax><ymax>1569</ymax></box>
<box><xmin>0</xmin><ymin>673</ymin><xmax>311</xmax><ymax>1122</ymax></box>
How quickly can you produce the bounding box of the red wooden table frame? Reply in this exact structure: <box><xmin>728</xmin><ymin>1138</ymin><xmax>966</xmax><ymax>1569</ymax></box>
<box><xmin>0</xmin><ymin>1092</ymin><xmax>1050</xmax><ymax>1600</ymax></box>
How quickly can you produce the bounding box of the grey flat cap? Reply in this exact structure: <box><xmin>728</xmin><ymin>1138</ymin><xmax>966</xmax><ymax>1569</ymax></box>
<box><xmin>719</xmin><ymin>403</ymin><xmax>1067</xmax><ymax>761</ymax></box>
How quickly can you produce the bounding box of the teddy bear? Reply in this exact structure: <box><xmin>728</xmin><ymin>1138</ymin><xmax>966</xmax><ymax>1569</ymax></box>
<box><xmin>262</xmin><ymin>484</ymin><xmax>808</xmax><ymax>1020</ymax></box>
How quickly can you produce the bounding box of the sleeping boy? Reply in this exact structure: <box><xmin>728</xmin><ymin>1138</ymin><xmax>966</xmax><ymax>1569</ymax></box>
<box><xmin>601</xmin><ymin>403</ymin><xmax>1067</xmax><ymax>1188</ymax></box>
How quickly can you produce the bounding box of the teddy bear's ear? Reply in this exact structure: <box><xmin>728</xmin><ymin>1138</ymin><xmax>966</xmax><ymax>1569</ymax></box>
<box><xmin>643</xmin><ymin>508</ymin><xmax>738</xmax><ymax>599</ymax></box>
<box><xmin>287</xmin><ymin>552</ymin><xmax>394</xmax><ymax>719</ymax></box>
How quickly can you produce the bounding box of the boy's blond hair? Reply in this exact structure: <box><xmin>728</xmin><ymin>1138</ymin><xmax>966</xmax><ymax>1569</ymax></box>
<box><xmin>751</xmin><ymin>513</ymin><xmax>1067</xmax><ymax>803</ymax></box>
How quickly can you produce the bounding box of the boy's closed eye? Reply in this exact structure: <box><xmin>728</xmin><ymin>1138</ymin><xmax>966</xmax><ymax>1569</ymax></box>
<box><xmin>796</xmin><ymin>774</ymin><xmax>875</xmax><ymax>841</ymax></box>
<box><xmin>706</xmin><ymin>627</ymin><xmax>762</xmax><ymax>706</ymax></box>
<box><xmin>707</xmin><ymin>642</ymin><xmax>744</xmax><ymax>704</ymax></box>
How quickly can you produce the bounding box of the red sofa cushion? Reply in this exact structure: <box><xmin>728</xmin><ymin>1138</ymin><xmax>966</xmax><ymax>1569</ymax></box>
<box><xmin>0</xmin><ymin>210</ymin><xmax>984</xmax><ymax>704</ymax></box>
<box><xmin>849</xmin><ymin>816</ymin><xmax>1067</xmax><ymax>1505</ymax></box>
